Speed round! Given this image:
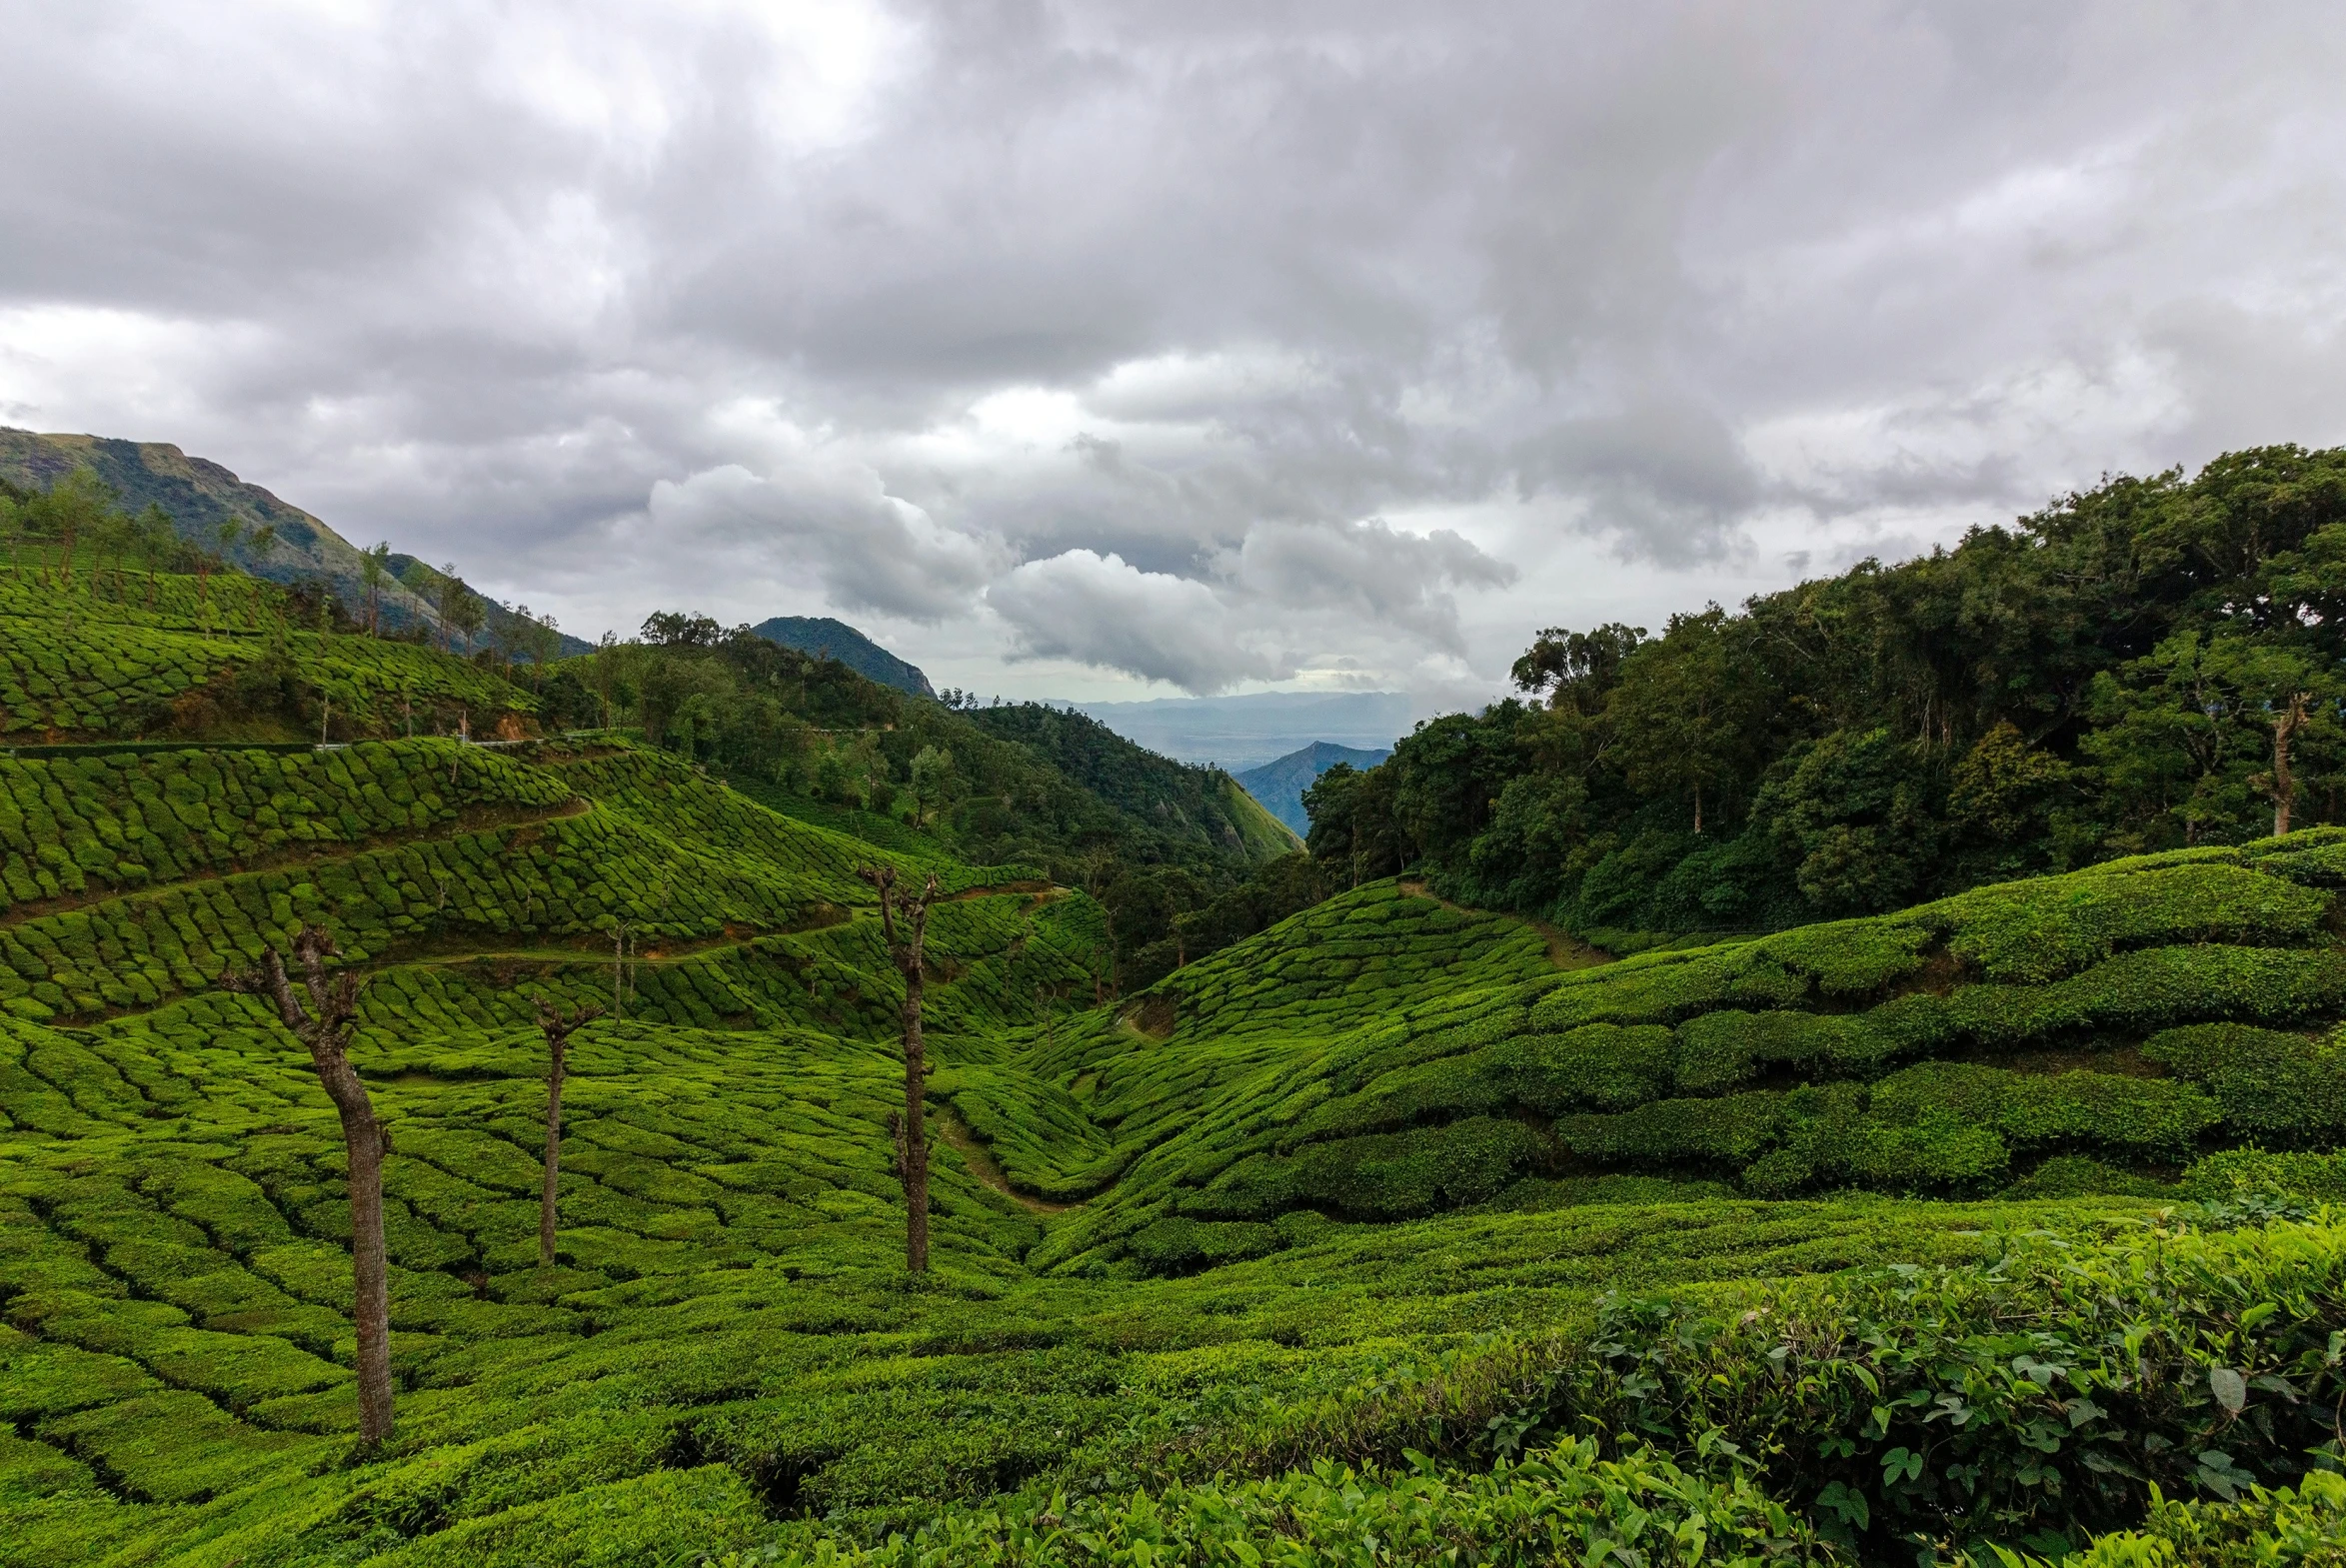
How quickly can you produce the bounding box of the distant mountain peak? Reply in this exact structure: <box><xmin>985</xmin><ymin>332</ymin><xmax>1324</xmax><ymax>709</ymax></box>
<box><xmin>1234</xmin><ymin>741</ymin><xmax>1391</xmax><ymax>836</ymax></box>
<box><xmin>750</xmin><ymin>615</ymin><xmax>936</xmax><ymax>698</ymax></box>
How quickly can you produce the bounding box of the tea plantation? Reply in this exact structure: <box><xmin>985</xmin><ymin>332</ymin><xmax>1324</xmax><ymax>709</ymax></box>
<box><xmin>0</xmin><ymin>557</ymin><xmax>528</xmax><ymax>741</ymax></box>
<box><xmin>10</xmin><ymin>671</ymin><xmax>2346</xmax><ymax>1557</ymax></box>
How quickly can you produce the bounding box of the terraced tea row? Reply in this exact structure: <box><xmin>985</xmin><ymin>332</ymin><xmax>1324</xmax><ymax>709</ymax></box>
<box><xmin>0</xmin><ymin>616</ymin><xmax>532</xmax><ymax>740</ymax></box>
<box><xmin>1026</xmin><ymin>840</ymin><xmax>2346</xmax><ymax>1274</ymax></box>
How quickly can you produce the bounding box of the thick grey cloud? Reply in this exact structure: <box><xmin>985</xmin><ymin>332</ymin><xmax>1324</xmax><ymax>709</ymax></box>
<box><xmin>2</xmin><ymin>1</ymin><xmax>2343</xmax><ymax>698</ymax></box>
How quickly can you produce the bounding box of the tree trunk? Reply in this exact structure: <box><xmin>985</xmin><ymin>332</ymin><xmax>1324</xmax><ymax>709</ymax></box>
<box><xmin>317</xmin><ymin>1061</ymin><xmax>397</xmax><ymax>1446</ymax></box>
<box><xmin>900</xmin><ymin>962</ymin><xmax>930</xmax><ymax>1273</ymax></box>
<box><xmin>861</xmin><ymin>867</ymin><xmax>937</xmax><ymax>1274</ymax></box>
<box><xmin>541</xmin><ymin>1032</ymin><xmax>564</xmax><ymax>1265</ymax></box>
<box><xmin>2272</xmin><ymin>694</ymin><xmax>2310</xmax><ymax>837</ymax></box>
<box><xmin>1692</xmin><ymin>782</ymin><xmax>1704</xmax><ymax>835</ymax></box>
<box><xmin>222</xmin><ymin>928</ymin><xmax>393</xmax><ymax>1445</ymax></box>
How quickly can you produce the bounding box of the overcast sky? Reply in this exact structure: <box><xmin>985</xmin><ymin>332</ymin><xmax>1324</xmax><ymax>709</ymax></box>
<box><xmin>4</xmin><ymin>2</ymin><xmax>2343</xmax><ymax>707</ymax></box>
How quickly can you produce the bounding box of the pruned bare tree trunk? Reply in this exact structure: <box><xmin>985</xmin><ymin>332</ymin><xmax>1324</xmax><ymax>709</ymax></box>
<box><xmin>532</xmin><ymin>995</ymin><xmax>604</xmax><ymax>1266</ymax></box>
<box><xmin>859</xmin><ymin>864</ymin><xmax>939</xmax><ymax>1273</ymax></box>
<box><xmin>221</xmin><ymin>925</ymin><xmax>392</xmax><ymax>1445</ymax></box>
<box><xmin>2272</xmin><ymin>691</ymin><xmax>2312</xmax><ymax>837</ymax></box>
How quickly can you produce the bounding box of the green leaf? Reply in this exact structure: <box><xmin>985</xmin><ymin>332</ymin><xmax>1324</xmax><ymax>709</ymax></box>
<box><xmin>2210</xmin><ymin>1365</ymin><xmax>2248</xmax><ymax>1414</ymax></box>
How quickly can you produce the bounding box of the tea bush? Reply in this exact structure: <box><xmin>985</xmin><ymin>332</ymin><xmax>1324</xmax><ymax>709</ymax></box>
<box><xmin>741</xmin><ymin>1439</ymin><xmax>1827</xmax><ymax>1566</ymax></box>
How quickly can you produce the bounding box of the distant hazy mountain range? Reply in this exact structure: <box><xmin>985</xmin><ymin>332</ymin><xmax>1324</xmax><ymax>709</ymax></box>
<box><xmin>750</xmin><ymin>616</ymin><xmax>937</xmax><ymax>698</ymax></box>
<box><xmin>1233</xmin><ymin>742</ymin><xmax>1391</xmax><ymax>836</ymax></box>
<box><xmin>1074</xmin><ymin>691</ymin><xmax>1411</xmax><ymax>772</ymax></box>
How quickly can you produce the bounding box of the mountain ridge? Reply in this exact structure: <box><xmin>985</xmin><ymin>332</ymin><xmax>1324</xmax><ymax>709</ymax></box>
<box><xmin>1234</xmin><ymin>741</ymin><xmax>1391</xmax><ymax>835</ymax></box>
<box><xmin>0</xmin><ymin>428</ymin><xmax>587</xmax><ymax>659</ymax></box>
<box><xmin>748</xmin><ymin>614</ymin><xmax>936</xmax><ymax>697</ymax></box>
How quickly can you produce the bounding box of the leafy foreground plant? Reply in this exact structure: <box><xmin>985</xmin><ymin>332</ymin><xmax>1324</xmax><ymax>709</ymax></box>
<box><xmin>1997</xmin><ymin>1469</ymin><xmax>2346</xmax><ymax>1566</ymax></box>
<box><xmin>732</xmin><ymin>1440</ymin><xmax>1824</xmax><ymax>1567</ymax></box>
<box><xmin>712</xmin><ymin>1217</ymin><xmax>2346</xmax><ymax>1567</ymax></box>
<box><xmin>1237</xmin><ymin>1217</ymin><xmax>2346</xmax><ymax>1562</ymax></box>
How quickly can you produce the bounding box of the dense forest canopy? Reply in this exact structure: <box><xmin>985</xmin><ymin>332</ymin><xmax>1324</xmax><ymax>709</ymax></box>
<box><xmin>1307</xmin><ymin>445</ymin><xmax>2346</xmax><ymax>943</ymax></box>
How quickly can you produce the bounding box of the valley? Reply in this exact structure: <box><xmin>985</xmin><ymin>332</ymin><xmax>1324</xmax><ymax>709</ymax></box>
<box><xmin>3</xmin><ymin>476</ymin><xmax>2345</xmax><ymax>1565</ymax></box>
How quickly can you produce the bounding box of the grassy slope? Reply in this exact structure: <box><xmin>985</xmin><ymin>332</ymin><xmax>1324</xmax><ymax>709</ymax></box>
<box><xmin>6</xmin><ymin>606</ymin><xmax>2346</xmax><ymax>1562</ymax></box>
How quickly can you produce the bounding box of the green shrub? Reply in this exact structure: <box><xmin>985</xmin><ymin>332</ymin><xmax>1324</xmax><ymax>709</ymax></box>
<box><xmin>745</xmin><ymin>1439</ymin><xmax>1824</xmax><ymax>1567</ymax></box>
<box><xmin>1354</xmin><ymin>1219</ymin><xmax>2346</xmax><ymax>1561</ymax></box>
<box><xmin>2177</xmin><ymin>1147</ymin><xmax>2346</xmax><ymax>1204</ymax></box>
<box><xmin>2143</xmin><ymin>1023</ymin><xmax>2346</xmax><ymax>1143</ymax></box>
<box><xmin>1555</xmin><ymin>1092</ymin><xmax>1785</xmax><ymax>1171</ymax></box>
<box><xmin>1870</xmin><ymin>1061</ymin><xmax>2221</xmax><ymax>1157</ymax></box>
<box><xmin>2039</xmin><ymin>1470</ymin><xmax>2346</xmax><ymax>1567</ymax></box>
<box><xmin>1185</xmin><ymin>1117</ymin><xmax>1549</xmax><ymax>1222</ymax></box>
<box><xmin>2000</xmin><ymin>1155</ymin><xmax>2171</xmax><ymax>1200</ymax></box>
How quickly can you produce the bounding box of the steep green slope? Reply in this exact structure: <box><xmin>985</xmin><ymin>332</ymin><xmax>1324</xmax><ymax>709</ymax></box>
<box><xmin>0</xmin><ymin>431</ymin><xmax>579</xmax><ymax>656</ymax></box>
<box><xmin>968</xmin><ymin>702</ymin><xmax>1300</xmax><ymax>859</ymax></box>
<box><xmin>1017</xmin><ymin>840</ymin><xmax>2346</xmax><ymax>1275</ymax></box>
<box><xmin>590</xmin><ymin>627</ymin><xmax>1297</xmax><ymax>878</ymax></box>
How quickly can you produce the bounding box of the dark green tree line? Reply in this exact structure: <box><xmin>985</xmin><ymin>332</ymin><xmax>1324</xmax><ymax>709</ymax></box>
<box><xmin>1307</xmin><ymin>445</ymin><xmax>2346</xmax><ymax>943</ymax></box>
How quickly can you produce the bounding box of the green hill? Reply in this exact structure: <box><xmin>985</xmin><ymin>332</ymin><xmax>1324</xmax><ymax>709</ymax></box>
<box><xmin>748</xmin><ymin>615</ymin><xmax>936</xmax><ymax>698</ymax></box>
<box><xmin>965</xmin><ymin>701</ymin><xmax>1299</xmax><ymax>860</ymax></box>
<box><xmin>1314</xmin><ymin>444</ymin><xmax>2346</xmax><ymax>946</ymax></box>
<box><xmin>0</xmin><ymin>430</ymin><xmax>581</xmax><ymax>659</ymax></box>
<box><xmin>6</xmin><ymin>712</ymin><xmax>2346</xmax><ymax>1561</ymax></box>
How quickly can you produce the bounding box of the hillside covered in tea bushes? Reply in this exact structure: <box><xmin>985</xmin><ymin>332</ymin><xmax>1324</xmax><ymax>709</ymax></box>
<box><xmin>8</xmin><ymin>710</ymin><xmax>2346</xmax><ymax>1561</ymax></box>
<box><xmin>9</xmin><ymin>465</ymin><xmax>2346</xmax><ymax>1564</ymax></box>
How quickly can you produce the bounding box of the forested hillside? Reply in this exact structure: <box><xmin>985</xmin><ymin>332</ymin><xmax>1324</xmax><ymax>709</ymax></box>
<box><xmin>1309</xmin><ymin>444</ymin><xmax>2346</xmax><ymax>945</ymax></box>
<box><xmin>565</xmin><ymin>613</ymin><xmax>1310</xmax><ymax>992</ymax></box>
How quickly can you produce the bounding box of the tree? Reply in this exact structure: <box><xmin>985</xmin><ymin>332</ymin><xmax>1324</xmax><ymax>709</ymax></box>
<box><xmin>909</xmin><ymin>746</ymin><xmax>956</xmax><ymax>827</ymax></box>
<box><xmin>1303</xmin><ymin>762</ymin><xmax>1408</xmax><ymax>885</ymax></box>
<box><xmin>361</xmin><ymin>542</ymin><xmax>392</xmax><ymax>635</ymax></box>
<box><xmin>219</xmin><ymin>925</ymin><xmax>393</xmax><ymax>1444</ymax></box>
<box><xmin>846</xmin><ymin>732</ymin><xmax>889</xmax><ymax>809</ymax></box>
<box><xmin>589</xmin><ymin>632</ymin><xmax>623</xmax><ymax>728</ymax></box>
<box><xmin>2085</xmin><ymin>632</ymin><xmax>2335</xmax><ymax>847</ymax></box>
<box><xmin>1511</xmin><ymin>622</ymin><xmax>1646</xmax><ymax>716</ymax></box>
<box><xmin>41</xmin><ymin>466</ymin><xmax>117</xmax><ymax>585</ymax></box>
<box><xmin>857</xmin><ymin>865</ymin><xmax>940</xmax><ymax>1273</ymax></box>
<box><xmin>436</xmin><ymin>566</ymin><xmax>486</xmax><ymax>654</ymax></box>
<box><xmin>531</xmin><ymin>995</ymin><xmax>603</xmax><ymax>1265</ymax></box>
<box><xmin>1605</xmin><ymin>607</ymin><xmax>1768</xmax><ymax>834</ymax></box>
